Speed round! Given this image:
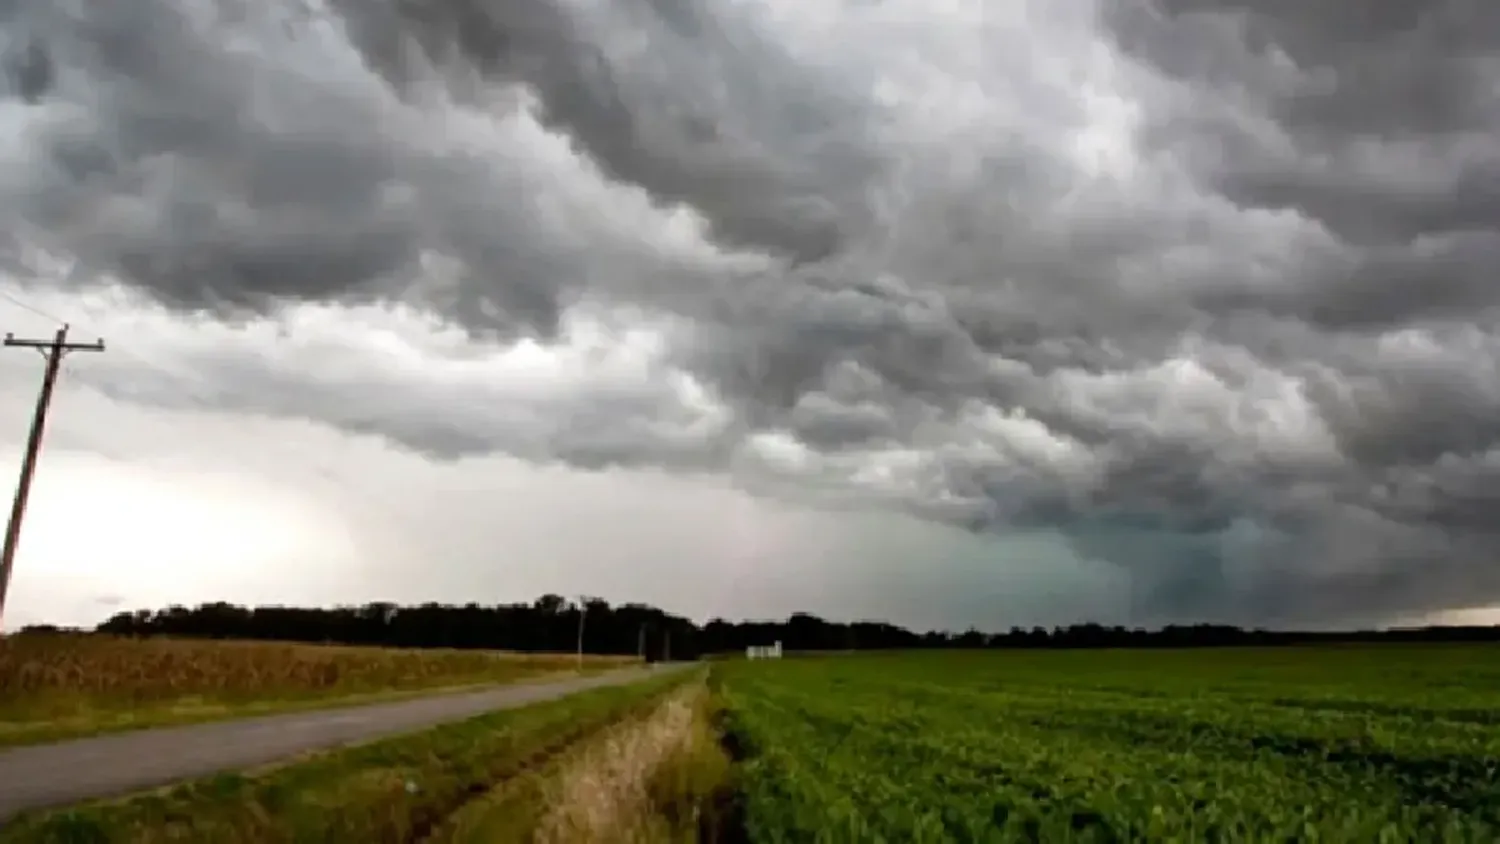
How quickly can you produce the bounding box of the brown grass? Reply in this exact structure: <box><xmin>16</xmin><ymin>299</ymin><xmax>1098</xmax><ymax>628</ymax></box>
<box><xmin>532</xmin><ymin>685</ymin><xmax>703</xmax><ymax>842</ymax></box>
<box><xmin>0</xmin><ymin>634</ymin><xmax>636</xmax><ymax>746</ymax></box>
<box><xmin>437</xmin><ymin>676</ymin><xmax>737</xmax><ymax>844</ymax></box>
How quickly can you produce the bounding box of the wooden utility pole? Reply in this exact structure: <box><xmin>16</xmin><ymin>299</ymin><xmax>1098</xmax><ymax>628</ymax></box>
<box><xmin>575</xmin><ymin>596</ymin><xmax>588</xmax><ymax>672</ymax></box>
<box><xmin>0</xmin><ymin>325</ymin><xmax>104</xmax><ymax>630</ymax></box>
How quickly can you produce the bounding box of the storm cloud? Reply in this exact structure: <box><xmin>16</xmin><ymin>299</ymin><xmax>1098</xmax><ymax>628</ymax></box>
<box><xmin>2</xmin><ymin>0</ymin><xmax>1499</xmax><ymax>626</ymax></box>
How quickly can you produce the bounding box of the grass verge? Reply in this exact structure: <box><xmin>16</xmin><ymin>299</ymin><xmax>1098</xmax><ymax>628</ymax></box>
<box><xmin>0</xmin><ymin>671</ymin><xmax>689</xmax><ymax>844</ymax></box>
<box><xmin>638</xmin><ymin>689</ymin><xmax>745</xmax><ymax>844</ymax></box>
<box><xmin>0</xmin><ymin>635</ymin><xmax>631</xmax><ymax>748</ymax></box>
<box><xmin>433</xmin><ymin>674</ymin><xmax>742</xmax><ymax>843</ymax></box>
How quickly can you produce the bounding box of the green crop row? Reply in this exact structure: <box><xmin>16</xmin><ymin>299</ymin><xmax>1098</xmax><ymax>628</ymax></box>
<box><xmin>715</xmin><ymin>648</ymin><xmax>1500</xmax><ymax>843</ymax></box>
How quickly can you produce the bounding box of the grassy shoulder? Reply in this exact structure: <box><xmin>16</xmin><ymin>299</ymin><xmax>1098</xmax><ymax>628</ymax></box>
<box><xmin>0</xmin><ymin>670</ymin><xmax>694</xmax><ymax>844</ymax></box>
<box><xmin>0</xmin><ymin>634</ymin><xmax>633</xmax><ymax>748</ymax></box>
<box><xmin>435</xmin><ymin>676</ymin><xmax>739</xmax><ymax>843</ymax></box>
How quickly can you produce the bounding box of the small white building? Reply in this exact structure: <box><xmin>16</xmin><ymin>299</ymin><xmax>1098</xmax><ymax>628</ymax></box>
<box><xmin>746</xmin><ymin>640</ymin><xmax>783</xmax><ymax>660</ymax></box>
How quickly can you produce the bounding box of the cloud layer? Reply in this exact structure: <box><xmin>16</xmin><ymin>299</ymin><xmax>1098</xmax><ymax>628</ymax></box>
<box><xmin>3</xmin><ymin>0</ymin><xmax>1499</xmax><ymax>625</ymax></box>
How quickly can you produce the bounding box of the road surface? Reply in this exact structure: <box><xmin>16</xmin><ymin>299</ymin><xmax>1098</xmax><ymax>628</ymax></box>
<box><xmin>0</xmin><ymin>664</ymin><xmax>684</xmax><ymax>821</ymax></box>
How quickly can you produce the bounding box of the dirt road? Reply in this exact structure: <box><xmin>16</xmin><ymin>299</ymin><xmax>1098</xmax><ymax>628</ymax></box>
<box><xmin>0</xmin><ymin>664</ymin><xmax>683</xmax><ymax>821</ymax></box>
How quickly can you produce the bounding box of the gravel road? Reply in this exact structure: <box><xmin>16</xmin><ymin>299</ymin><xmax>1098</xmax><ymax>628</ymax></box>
<box><xmin>0</xmin><ymin>664</ymin><xmax>684</xmax><ymax>821</ymax></box>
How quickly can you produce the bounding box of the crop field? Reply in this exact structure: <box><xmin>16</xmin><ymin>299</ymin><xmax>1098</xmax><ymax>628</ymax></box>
<box><xmin>0</xmin><ymin>634</ymin><xmax>634</xmax><ymax>746</ymax></box>
<box><xmin>716</xmin><ymin>646</ymin><xmax>1500</xmax><ymax>842</ymax></box>
<box><xmin>8</xmin><ymin>643</ymin><xmax>1500</xmax><ymax>842</ymax></box>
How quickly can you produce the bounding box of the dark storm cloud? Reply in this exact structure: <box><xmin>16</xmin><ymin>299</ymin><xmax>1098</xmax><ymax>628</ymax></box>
<box><xmin>332</xmin><ymin>0</ymin><xmax>876</xmax><ymax>263</ymax></box>
<box><xmin>1</xmin><ymin>0</ymin><xmax>748</xmax><ymax>336</ymax></box>
<box><xmin>1065</xmin><ymin>0</ymin><xmax>1500</xmax><ymax>622</ymax></box>
<box><xmin>1111</xmin><ymin>0</ymin><xmax>1500</xmax><ymax>246</ymax></box>
<box><xmin>4</xmin><ymin>0</ymin><xmax>1500</xmax><ymax>625</ymax></box>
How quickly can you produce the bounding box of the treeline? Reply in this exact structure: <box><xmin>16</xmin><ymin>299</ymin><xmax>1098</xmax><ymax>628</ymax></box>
<box><xmin>19</xmin><ymin>597</ymin><xmax>1500</xmax><ymax>659</ymax></box>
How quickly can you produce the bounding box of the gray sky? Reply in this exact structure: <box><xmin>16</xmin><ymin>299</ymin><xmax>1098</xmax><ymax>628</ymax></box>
<box><xmin>1</xmin><ymin>0</ymin><xmax>1498</xmax><ymax>631</ymax></box>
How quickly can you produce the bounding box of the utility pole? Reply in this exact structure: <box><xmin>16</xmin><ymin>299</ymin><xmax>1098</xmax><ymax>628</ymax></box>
<box><xmin>637</xmin><ymin>624</ymin><xmax>646</xmax><ymax>664</ymax></box>
<box><xmin>575</xmin><ymin>596</ymin><xmax>588</xmax><ymax>672</ymax></box>
<box><xmin>0</xmin><ymin>325</ymin><xmax>104</xmax><ymax>631</ymax></box>
<box><xmin>663</xmin><ymin>629</ymin><xmax>671</xmax><ymax>664</ymax></box>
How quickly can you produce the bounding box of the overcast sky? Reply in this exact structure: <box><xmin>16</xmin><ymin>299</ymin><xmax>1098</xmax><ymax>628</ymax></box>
<box><xmin>1</xmin><ymin>0</ymin><xmax>1498</xmax><ymax>632</ymax></box>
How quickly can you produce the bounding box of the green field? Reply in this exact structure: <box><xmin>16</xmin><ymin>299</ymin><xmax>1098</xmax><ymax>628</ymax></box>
<box><xmin>715</xmin><ymin>646</ymin><xmax>1500</xmax><ymax>842</ymax></box>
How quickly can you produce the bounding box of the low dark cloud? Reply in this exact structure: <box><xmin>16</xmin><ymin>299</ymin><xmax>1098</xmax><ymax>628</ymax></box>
<box><xmin>2</xmin><ymin>0</ymin><xmax>1499</xmax><ymax>625</ymax></box>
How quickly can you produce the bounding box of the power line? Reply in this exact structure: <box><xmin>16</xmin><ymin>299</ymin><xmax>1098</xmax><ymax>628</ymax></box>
<box><xmin>0</xmin><ymin>286</ymin><xmax>566</xmax><ymax>625</ymax></box>
<box><xmin>0</xmin><ymin>288</ymin><xmax>67</xmax><ymax>325</ymax></box>
<box><xmin>0</xmin><ymin>325</ymin><xmax>106</xmax><ymax>630</ymax></box>
<box><xmin>0</xmin><ymin>290</ymin><xmax>415</xmax><ymax>520</ymax></box>
<box><xmin>0</xmin><ymin>290</ymin><xmax>417</xmax><ymax>627</ymax></box>
<box><xmin>0</xmin><ymin>285</ymin><xmax>319</xmax><ymax>466</ymax></box>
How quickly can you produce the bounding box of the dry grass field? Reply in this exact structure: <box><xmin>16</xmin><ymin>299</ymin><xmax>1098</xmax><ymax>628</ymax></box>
<box><xmin>0</xmin><ymin>634</ymin><xmax>636</xmax><ymax>747</ymax></box>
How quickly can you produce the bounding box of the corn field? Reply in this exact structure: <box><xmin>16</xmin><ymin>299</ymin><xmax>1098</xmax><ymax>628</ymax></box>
<box><xmin>0</xmin><ymin>634</ymin><xmax>632</xmax><ymax>716</ymax></box>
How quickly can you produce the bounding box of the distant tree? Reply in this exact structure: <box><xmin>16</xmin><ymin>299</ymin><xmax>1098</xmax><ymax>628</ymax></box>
<box><xmin>74</xmin><ymin>594</ymin><xmax>1500</xmax><ymax>657</ymax></box>
<box><xmin>954</xmin><ymin>628</ymin><xmax>987</xmax><ymax>648</ymax></box>
<box><xmin>534</xmin><ymin>594</ymin><xmax>567</xmax><ymax>615</ymax></box>
<box><xmin>16</xmin><ymin>624</ymin><xmax>73</xmax><ymax>635</ymax></box>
